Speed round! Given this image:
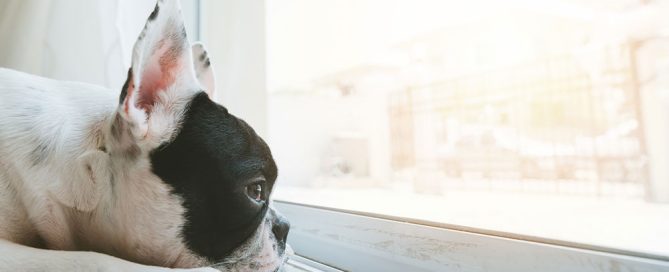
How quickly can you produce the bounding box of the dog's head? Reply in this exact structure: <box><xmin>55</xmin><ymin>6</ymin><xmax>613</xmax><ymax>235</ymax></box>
<box><xmin>107</xmin><ymin>1</ymin><xmax>288</xmax><ymax>270</ymax></box>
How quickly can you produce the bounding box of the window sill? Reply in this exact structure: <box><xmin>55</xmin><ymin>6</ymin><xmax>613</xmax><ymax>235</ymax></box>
<box><xmin>275</xmin><ymin>200</ymin><xmax>669</xmax><ymax>272</ymax></box>
<box><xmin>274</xmin><ymin>185</ymin><xmax>669</xmax><ymax>259</ymax></box>
<box><xmin>284</xmin><ymin>254</ymin><xmax>343</xmax><ymax>272</ymax></box>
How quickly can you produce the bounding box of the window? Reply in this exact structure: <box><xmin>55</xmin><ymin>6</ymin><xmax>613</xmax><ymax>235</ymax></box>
<box><xmin>202</xmin><ymin>0</ymin><xmax>669</xmax><ymax>270</ymax></box>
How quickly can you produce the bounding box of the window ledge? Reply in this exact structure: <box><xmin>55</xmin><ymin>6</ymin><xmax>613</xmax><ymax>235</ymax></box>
<box><xmin>276</xmin><ymin>201</ymin><xmax>669</xmax><ymax>272</ymax></box>
<box><xmin>284</xmin><ymin>254</ymin><xmax>343</xmax><ymax>272</ymax></box>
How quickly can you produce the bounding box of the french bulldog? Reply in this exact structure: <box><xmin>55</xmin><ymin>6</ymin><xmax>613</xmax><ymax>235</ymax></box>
<box><xmin>0</xmin><ymin>0</ymin><xmax>289</xmax><ymax>271</ymax></box>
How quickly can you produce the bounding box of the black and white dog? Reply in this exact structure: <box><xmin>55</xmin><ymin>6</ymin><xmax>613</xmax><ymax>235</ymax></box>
<box><xmin>0</xmin><ymin>0</ymin><xmax>289</xmax><ymax>271</ymax></box>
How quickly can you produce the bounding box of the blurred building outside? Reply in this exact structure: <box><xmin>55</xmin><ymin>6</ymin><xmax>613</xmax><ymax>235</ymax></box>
<box><xmin>268</xmin><ymin>0</ymin><xmax>669</xmax><ymax>203</ymax></box>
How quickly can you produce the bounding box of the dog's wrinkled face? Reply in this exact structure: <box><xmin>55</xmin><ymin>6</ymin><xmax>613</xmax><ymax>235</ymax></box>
<box><xmin>109</xmin><ymin>0</ymin><xmax>289</xmax><ymax>270</ymax></box>
<box><xmin>150</xmin><ymin>93</ymin><xmax>288</xmax><ymax>264</ymax></box>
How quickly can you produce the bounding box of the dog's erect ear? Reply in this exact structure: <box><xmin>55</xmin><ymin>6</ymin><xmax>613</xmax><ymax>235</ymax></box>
<box><xmin>192</xmin><ymin>42</ymin><xmax>216</xmax><ymax>97</ymax></box>
<box><xmin>118</xmin><ymin>0</ymin><xmax>199</xmax><ymax>143</ymax></box>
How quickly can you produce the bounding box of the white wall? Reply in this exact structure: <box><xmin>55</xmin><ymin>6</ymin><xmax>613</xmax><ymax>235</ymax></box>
<box><xmin>0</xmin><ymin>0</ymin><xmax>200</xmax><ymax>90</ymax></box>
<box><xmin>201</xmin><ymin>0</ymin><xmax>268</xmax><ymax>137</ymax></box>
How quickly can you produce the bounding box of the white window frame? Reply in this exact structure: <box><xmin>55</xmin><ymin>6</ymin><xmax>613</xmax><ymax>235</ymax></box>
<box><xmin>198</xmin><ymin>2</ymin><xmax>669</xmax><ymax>271</ymax></box>
<box><xmin>275</xmin><ymin>201</ymin><xmax>669</xmax><ymax>272</ymax></box>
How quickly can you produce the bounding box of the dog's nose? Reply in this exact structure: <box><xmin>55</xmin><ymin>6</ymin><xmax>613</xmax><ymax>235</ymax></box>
<box><xmin>272</xmin><ymin>214</ymin><xmax>290</xmax><ymax>243</ymax></box>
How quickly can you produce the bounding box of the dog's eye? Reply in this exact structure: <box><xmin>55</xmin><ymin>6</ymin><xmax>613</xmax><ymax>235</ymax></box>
<box><xmin>246</xmin><ymin>182</ymin><xmax>265</xmax><ymax>202</ymax></box>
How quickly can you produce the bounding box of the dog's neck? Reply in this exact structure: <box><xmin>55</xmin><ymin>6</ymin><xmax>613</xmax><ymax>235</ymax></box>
<box><xmin>48</xmin><ymin>107</ymin><xmax>201</xmax><ymax>267</ymax></box>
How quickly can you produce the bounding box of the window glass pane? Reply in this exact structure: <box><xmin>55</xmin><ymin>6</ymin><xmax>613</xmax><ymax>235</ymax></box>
<box><xmin>266</xmin><ymin>0</ymin><xmax>669</xmax><ymax>257</ymax></box>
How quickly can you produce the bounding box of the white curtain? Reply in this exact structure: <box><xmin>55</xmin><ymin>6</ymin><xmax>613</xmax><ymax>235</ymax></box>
<box><xmin>0</xmin><ymin>0</ymin><xmax>157</xmax><ymax>89</ymax></box>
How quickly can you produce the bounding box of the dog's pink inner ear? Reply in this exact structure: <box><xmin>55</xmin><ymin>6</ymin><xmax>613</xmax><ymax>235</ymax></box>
<box><xmin>136</xmin><ymin>41</ymin><xmax>182</xmax><ymax>112</ymax></box>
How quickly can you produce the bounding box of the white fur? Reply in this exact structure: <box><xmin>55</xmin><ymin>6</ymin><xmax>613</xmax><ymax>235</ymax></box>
<box><xmin>213</xmin><ymin>217</ymin><xmax>288</xmax><ymax>271</ymax></box>
<box><xmin>0</xmin><ymin>0</ymin><xmax>285</xmax><ymax>271</ymax></box>
<box><xmin>0</xmin><ymin>68</ymin><xmax>207</xmax><ymax>270</ymax></box>
<box><xmin>191</xmin><ymin>42</ymin><xmax>216</xmax><ymax>97</ymax></box>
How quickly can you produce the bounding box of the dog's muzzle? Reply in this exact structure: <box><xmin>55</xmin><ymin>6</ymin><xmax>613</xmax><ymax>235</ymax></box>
<box><xmin>270</xmin><ymin>209</ymin><xmax>290</xmax><ymax>244</ymax></box>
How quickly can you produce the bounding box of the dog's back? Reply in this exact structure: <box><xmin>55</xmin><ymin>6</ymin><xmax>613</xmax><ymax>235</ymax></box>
<box><xmin>0</xmin><ymin>68</ymin><xmax>116</xmax><ymax>166</ymax></box>
<box><xmin>0</xmin><ymin>68</ymin><xmax>117</xmax><ymax>245</ymax></box>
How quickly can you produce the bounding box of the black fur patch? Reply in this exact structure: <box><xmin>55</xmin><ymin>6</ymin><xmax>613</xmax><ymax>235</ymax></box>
<box><xmin>119</xmin><ymin>68</ymin><xmax>132</xmax><ymax>104</ymax></box>
<box><xmin>150</xmin><ymin>92</ymin><xmax>278</xmax><ymax>261</ymax></box>
<box><xmin>148</xmin><ymin>3</ymin><xmax>160</xmax><ymax>21</ymax></box>
<box><xmin>198</xmin><ymin>51</ymin><xmax>211</xmax><ymax>68</ymax></box>
<box><xmin>181</xmin><ymin>25</ymin><xmax>187</xmax><ymax>39</ymax></box>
